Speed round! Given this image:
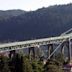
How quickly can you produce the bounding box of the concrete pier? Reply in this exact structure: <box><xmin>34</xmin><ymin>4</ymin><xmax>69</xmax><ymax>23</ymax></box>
<box><xmin>48</xmin><ymin>44</ymin><xmax>53</xmax><ymax>59</ymax></box>
<box><xmin>28</xmin><ymin>47</ymin><xmax>35</xmax><ymax>59</ymax></box>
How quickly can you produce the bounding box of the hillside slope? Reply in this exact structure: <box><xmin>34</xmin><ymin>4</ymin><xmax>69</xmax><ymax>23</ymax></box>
<box><xmin>0</xmin><ymin>9</ymin><xmax>26</xmax><ymax>20</ymax></box>
<box><xmin>0</xmin><ymin>4</ymin><xmax>72</xmax><ymax>42</ymax></box>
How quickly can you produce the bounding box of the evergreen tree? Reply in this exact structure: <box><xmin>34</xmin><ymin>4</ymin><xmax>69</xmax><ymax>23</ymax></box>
<box><xmin>0</xmin><ymin>55</ymin><xmax>10</xmax><ymax>72</ymax></box>
<box><xmin>55</xmin><ymin>53</ymin><xmax>64</xmax><ymax>65</ymax></box>
<box><xmin>0</xmin><ymin>55</ymin><xmax>4</xmax><ymax>72</ymax></box>
<box><xmin>44</xmin><ymin>59</ymin><xmax>64</xmax><ymax>72</ymax></box>
<box><xmin>31</xmin><ymin>60</ymin><xmax>43</xmax><ymax>72</ymax></box>
<box><xmin>22</xmin><ymin>56</ymin><xmax>33</xmax><ymax>72</ymax></box>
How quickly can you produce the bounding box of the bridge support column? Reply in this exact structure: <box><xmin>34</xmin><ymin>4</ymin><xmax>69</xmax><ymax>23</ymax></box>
<box><xmin>61</xmin><ymin>41</ymin><xmax>71</xmax><ymax>62</ymax></box>
<box><xmin>69</xmin><ymin>39</ymin><xmax>72</xmax><ymax>62</ymax></box>
<box><xmin>9</xmin><ymin>50</ymin><xmax>16</xmax><ymax>58</ymax></box>
<box><xmin>48</xmin><ymin>44</ymin><xmax>53</xmax><ymax>59</ymax></box>
<box><xmin>61</xmin><ymin>43</ymin><xmax>64</xmax><ymax>55</ymax></box>
<box><xmin>28</xmin><ymin>47</ymin><xmax>35</xmax><ymax>60</ymax></box>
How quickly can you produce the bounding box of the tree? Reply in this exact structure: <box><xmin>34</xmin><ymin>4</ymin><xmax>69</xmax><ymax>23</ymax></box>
<box><xmin>22</xmin><ymin>56</ymin><xmax>33</xmax><ymax>72</ymax></box>
<box><xmin>0</xmin><ymin>55</ymin><xmax>10</xmax><ymax>72</ymax></box>
<box><xmin>44</xmin><ymin>59</ymin><xmax>64</xmax><ymax>72</ymax></box>
<box><xmin>0</xmin><ymin>55</ymin><xmax>4</xmax><ymax>72</ymax></box>
<box><xmin>55</xmin><ymin>53</ymin><xmax>65</xmax><ymax>65</ymax></box>
<box><xmin>31</xmin><ymin>60</ymin><xmax>43</xmax><ymax>72</ymax></box>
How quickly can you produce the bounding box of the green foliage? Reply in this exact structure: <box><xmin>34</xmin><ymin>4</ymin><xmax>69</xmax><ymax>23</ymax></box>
<box><xmin>22</xmin><ymin>56</ymin><xmax>33</xmax><ymax>72</ymax></box>
<box><xmin>55</xmin><ymin>53</ymin><xmax>65</xmax><ymax>65</ymax></box>
<box><xmin>44</xmin><ymin>64</ymin><xmax>63</xmax><ymax>72</ymax></box>
<box><xmin>31</xmin><ymin>60</ymin><xmax>43</xmax><ymax>72</ymax></box>
<box><xmin>0</xmin><ymin>53</ymin><xmax>65</xmax><ymax>72</ymax></box>
<box><xmin>0</xmin><ymin>55</ymin><xmax>4</xmax><ymax>72</ymax></box>
<box><xmin>44</xmin><ymin>59</ymin><xmax>64</xmax><ymax>72</ymax></box>
<box><xmin>0</xmin><ymin>55</ymin><xmax>10</xmax><ymax>72</ymax></box>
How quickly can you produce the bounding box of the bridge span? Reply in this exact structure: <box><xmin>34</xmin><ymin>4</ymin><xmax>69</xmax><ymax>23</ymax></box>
<box><xmin>0</xmin><ymin>33</ymin><xmax>72</xmax><ymax>62</ymax></box>
<box><xmin>0</xmin><ymin>33</ymin><xmax>72</xmax><ymax>52</ymax></box>
<box><xmin>0</xmin><ymin>28</ymin><xmax>72</xmax><ymax>72</ymax></box>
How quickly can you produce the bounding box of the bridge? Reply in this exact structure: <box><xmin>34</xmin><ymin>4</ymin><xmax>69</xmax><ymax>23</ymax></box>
<box><xmin>0</xmin><ymin>27</ymin><xmax>72</xmax><ymax>72</ymax></box>
<box><xmin>0</xmin><ymin>28</ymin><xmax>72</xmax><ymax>62</ymax></box>
<box><xmin>0</xmin><ymin>33</ymin><xmax>71</xmax><ymax>52</ymax></box>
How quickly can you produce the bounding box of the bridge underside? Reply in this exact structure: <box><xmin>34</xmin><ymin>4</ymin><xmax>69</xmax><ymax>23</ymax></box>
<box><xmin>0</xmin><ymin>34</ymin><xmax>72</xmax><ymax>63</ymax></box>
<box><xmin>1</xmin><ymin>39</ymin><xmax>71</xmax><ymax>64</ymax></box>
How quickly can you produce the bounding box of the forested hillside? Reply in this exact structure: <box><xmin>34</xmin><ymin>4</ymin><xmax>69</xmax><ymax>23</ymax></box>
<box><xmin>0</xmin><ymin>10</ymin><xmax>26</xmax><ymax>20</ymax></box>
<box><xmin>0</xmin><ymin>4</ymin><xmax>72</xmax><ymax>42</ymax></box>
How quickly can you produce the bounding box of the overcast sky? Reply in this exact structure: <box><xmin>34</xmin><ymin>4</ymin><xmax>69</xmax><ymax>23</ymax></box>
<box><xmin>0</xmin><ymin>0</ymin><xmax>72</xmax><ymax>11</ymax></box>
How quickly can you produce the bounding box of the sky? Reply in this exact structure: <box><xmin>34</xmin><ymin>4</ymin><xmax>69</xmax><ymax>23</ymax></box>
<box><xmin>0</xmin><ymin>0</ymin><xmax>72</xmax><ymax>11</ymax></box>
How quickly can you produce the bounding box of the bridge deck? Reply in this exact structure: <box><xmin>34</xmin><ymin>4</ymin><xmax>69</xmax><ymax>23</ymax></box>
<box><xmin>0</xmin><ymin>34</ymin><xmax>72</xmax><ymax>48</ymax></box>
<box><xmin>0</xmin><ymin>34</ymin><xmax>72</xmax><ymax>52</ymax></box>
